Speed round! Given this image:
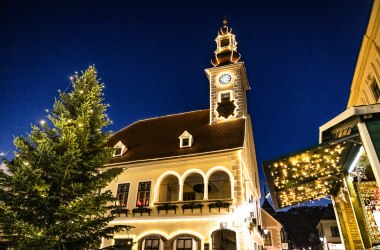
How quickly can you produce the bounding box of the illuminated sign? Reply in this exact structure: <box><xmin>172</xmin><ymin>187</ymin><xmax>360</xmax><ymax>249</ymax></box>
<box><xmin>327</xmin><ymin>243</ymin><xmax>344</xmax><ymax>250</ymax></box>
<box><xmin>281</xmin><ymin>243</ymin><xmax>289</xmax><ymax>249</ymax></box>
<box><xmin>356</xmin><ymin>181</ymin><xmax>380</xmax><ymax>244</ymax></box>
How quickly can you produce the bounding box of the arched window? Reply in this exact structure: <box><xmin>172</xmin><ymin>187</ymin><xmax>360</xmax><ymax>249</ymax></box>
<box><xmin>158</xmin><ymin>175</ymin><xmax>180</xmax><ymax>202</ymax></box>
<box><xmin>138</xmin><ymin>234</ymin><xmax>166</xmax><ymax>250</ymax></box>
<box><xmin>183</xmin><ymin>173</ymin><xmax>204</xmax><ymax>201</ymax></box>
<box><xmin>114</xmin><ymin>238</ymin><xmax>133</xmax><ymax>250</ymax></box>
<box><xmin>211</xmin><ymin>229</ymin><xmax>237</xmax><ymax>250</ymax></box>
<box><xmin>208</xmin><ymin>171</ymin><xmax>231</xmax><ymax>199</ymax></box>
<box><xmin>171</xmin><ymin>234</ymin><xmax>201</xmax><ymax>250</ymax></box>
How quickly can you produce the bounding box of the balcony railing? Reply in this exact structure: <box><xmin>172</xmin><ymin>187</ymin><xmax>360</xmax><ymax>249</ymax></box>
<box><xmin>110</xmin><ymin>199</ymin><xmax>233</xmax><ymax>218</ymax></box>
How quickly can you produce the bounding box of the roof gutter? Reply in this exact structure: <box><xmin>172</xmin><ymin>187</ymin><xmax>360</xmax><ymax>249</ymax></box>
<box><xmin>104</xmin><ymin>147</ymin><xmax>243</xmax><ymax>168</ymax></box>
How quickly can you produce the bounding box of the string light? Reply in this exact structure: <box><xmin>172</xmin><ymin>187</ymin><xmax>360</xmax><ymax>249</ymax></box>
<box><xmin>267</xmin><ymin>142</ymin><xmax>349</xmax><ymax>207</ymax></box>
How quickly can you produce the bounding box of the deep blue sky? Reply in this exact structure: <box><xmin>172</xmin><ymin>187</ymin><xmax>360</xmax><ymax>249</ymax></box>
<box><xmin>0</xmin><ymin>0</ymin><xmax>373</xmax><ymax>205</ymax></box>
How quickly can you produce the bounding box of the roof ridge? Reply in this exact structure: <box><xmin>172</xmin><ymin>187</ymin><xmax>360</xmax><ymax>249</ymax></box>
<box><xmin>111</xmin><ymin>109</ymin><xmax>209</xmax><ymax>137</ymax></box>
<box><xmin>140</xmin><ymin>109</ymin><xmax>208</xmax><ymax>122</ymax></box>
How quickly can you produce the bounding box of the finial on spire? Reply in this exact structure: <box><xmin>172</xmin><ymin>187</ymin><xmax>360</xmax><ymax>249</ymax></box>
<box><xmin>223</xmin><ymin>17</ymin><xmax>228</xmax><ymax>27</ymax></box>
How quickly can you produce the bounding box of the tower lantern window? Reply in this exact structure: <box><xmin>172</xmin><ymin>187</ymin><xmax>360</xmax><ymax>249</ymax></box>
<box><xmin>221</xmin><ymin>38</ymin><xmax>230</xmax><ymax>47</ymax></box>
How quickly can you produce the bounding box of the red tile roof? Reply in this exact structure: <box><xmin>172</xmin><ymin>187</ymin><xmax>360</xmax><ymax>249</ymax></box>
<box><xmin>107</xmin><ymin>110</ymin><xmax>245</xmax><ymax>164</ymax></box>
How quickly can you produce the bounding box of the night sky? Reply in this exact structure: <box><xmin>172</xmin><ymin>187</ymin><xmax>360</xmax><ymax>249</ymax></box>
<box><xmin>0</xmin><ymin>1</ymin><xmax>373</xmax><ymax>206</ymax></box>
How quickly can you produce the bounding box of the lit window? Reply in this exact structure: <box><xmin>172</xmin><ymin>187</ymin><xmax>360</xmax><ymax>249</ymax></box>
<box><xmin>114</xmin><ymin>239</ymin><xmax>133</xmax><ymax>250</ymax></box>
<box><xmin>179</xmin><ymin>131</ymin><xmax>193</xmax><ymax>148</ymax></box>
<box><xmin>116</xmin><ymin>183</ymin><xmax>130</xmax><ymax>207</ymax></box>
<box><xmin>113</xmin><ymin>141</ymin><xmax>128</xmax><ymax>157</ymax></box>
<box><xmin>264</xmin><ymin>230</ymin><xmax>272</xmax><ymax>246</ymax></box>
<box><xmin>177</xmin><ymin>238</ymin><xmax>192</xmax><ymax>250</ymax></box>
<box><xmin>144</xmin><ymin>239</ymin><xmax>159</xmax><ymax>250</ymax></box>
<box><xmin>136</xmin><ymin>181</ymin><xmax>151</xmax><ymax>206</ymax></box>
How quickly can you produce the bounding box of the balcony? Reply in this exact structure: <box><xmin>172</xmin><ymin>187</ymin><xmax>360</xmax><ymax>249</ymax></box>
<box><xmin>109</xmin><ymin>199</ymin><xmax>233</xmax><ymax>221</ymax></box>
<box><xmin>154</xmin><ymin>199</ymin><xmax>232</xmax><ymax>215</ymax></box>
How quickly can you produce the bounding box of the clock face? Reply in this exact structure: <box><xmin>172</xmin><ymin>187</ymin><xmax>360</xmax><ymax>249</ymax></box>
<box><xmin>219</xmin><ymin>74</ymin><xmax>232</xmax><ymax>85</ymax></box>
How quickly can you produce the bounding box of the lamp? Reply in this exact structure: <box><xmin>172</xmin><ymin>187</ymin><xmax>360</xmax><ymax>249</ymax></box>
<box><xmin>247</xmin><ymin>202</ymin><xmax>254</xmax><ymax>213</ymax></box>
<box><xmin>263</xmin><ymin>227</ymin><xmax>269</xmax><ymax>234</ymax></box>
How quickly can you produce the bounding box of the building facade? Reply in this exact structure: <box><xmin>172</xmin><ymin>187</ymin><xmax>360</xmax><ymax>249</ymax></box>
<box><xmin>101</xmin><ymin>21</ymin><xmax>264</xmax><ymax>250</ymax></box>
<box><xmin>317</xmin><ymin>220</ymin><xmax>343</xmax><ymax>250</ymax></box>
<box><xmin>316</xmin><ymin>205</ymin><xmax>343</xmax><ymax>250</ymax></box>
<box><xmin>261</xmin><ymin>209</ymin><xmax>283</xmax><ymax>250</ymax></box>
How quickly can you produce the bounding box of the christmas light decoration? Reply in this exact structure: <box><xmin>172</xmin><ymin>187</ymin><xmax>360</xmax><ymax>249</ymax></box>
<box><xmin>0</xmin><ymin>66</ymin><xmax>132</xmax><ymax>248</ymax></box>
<box><xmin>264</xmin><ymin>141</ymin><xmax>355</xmax><ymax>208</ymax></box>
<box><xmin>338</xmin><ymin>186</ymin><xmax>348</xmax><ymax>203</ymax></box>
<box><xmin>356</xmin><ymin>181</ymin><xmax>380</xmax><ymax>244</ymax></box>
<box><xmin>350</xmin><ymin>155</ymin><xmax>367</xmax><ymax>182</ymax></box>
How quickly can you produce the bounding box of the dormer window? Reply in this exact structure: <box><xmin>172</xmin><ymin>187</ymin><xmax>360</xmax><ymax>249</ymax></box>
<box><xmin>114</xmin><ymin>147</ymin><xmax>122</xmax><ymax>156</ymax></box>
<box><xmin>179</xmin><ymin>131</ymin><xmax>193</xmax><ymax>148</ymax></box>
<box><xmin>113</xmin><ymin>141</ymin><xmax>128</xmax><ymax>157</ymax></box>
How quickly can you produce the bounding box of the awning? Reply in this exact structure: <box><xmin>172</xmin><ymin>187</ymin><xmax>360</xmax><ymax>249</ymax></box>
<box><xmin>263</xmin><ymin>135</ymin><xmax>361</xmax><ymax>209</ymax></box>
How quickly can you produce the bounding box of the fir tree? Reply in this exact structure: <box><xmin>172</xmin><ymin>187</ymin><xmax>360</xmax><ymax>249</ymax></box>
<box><xmin>0</xmin><ymin>66</ymin><xmax>131</xmax><ymax>249</ymax></box>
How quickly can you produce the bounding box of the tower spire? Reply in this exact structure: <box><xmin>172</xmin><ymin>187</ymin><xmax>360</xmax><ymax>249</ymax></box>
<box><xmin>205</xmin><ymin>19</ymin><xmax>250</xmax><ymax>124</ymax></box>
<box><xmin>211</xmin><ymin>19</ymin><xmax>242</xmax><ymax>67</ymax></box>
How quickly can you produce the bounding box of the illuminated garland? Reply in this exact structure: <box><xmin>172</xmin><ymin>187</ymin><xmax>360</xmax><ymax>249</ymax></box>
<box><xmin>267</xmin><ymin>142</ymin><xmax>350</xmax><ymax>207</ymax></box>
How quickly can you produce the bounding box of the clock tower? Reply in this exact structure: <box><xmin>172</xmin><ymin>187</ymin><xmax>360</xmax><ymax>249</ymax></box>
<box><xmin>205</xmin><ymin>19</ymin><xmax>250</xmax><ymax>124</ymax></box>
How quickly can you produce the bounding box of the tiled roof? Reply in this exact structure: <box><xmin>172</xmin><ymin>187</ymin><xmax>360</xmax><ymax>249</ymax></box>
<box><xmin>107</xmin><ymin>110</ymin><xmax>245</xmax><ymax>164</ymax></box>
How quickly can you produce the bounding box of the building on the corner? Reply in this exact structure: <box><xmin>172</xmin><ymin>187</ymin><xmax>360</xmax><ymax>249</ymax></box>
<box><xmin>101</xmin><ymin>20</ymin><xmax>264</xmax><ymax>250</ymax></box>
<box><xmin>263</xmin><ymin>1</ymin><xmax>380</xmax><ymax>249</ymax></box>
<box><xmin>316</xmin><ymin>205</ymin><xmax>343</xmax><ymax>250</ymax></box>
<box><xmin>260</xmin><ymin>198</ymin><xmax>286</xmax><ymax>250</ymax></box>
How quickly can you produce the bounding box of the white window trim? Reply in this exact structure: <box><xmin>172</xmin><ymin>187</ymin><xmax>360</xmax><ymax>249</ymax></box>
<box><xmin>113</xmin><ymin>141</ymin><xmax>128</xmax><ymax>157</ymax></box>
<box><xmin>142</xmin><ymin>238</ymin><xmax>162</xmax><ymax>250</ymax></box>
<box><xmin>112</xmin><ymin>238</ymin><xmax>134</xmax><ymax>249</ymax></box>
<box><xmin>174</xmin><ymin>238</ymin><xmax>196</xmax><ymax>250</ymax></box>
<box><xmin>115</xmin><ymin>182</ymin><xmax>131</xmax><ymax>207</ymax></box>
<box><xmin>179</xmin><ymin>131</ymin><xmax>194</xmax><ymax>148</ymax></box>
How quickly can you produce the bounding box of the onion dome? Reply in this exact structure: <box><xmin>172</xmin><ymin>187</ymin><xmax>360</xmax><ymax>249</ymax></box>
<box><xmin>211</xmin><ymin>19</ymin><xmax>242</xmax><ymax>67</ymax></box>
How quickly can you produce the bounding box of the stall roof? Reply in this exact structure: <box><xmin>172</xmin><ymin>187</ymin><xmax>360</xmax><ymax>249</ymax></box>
<box><xmin>263</xmin><ymin>135</ymin><xmax>361</xmax><ymax>209</ymax></box>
